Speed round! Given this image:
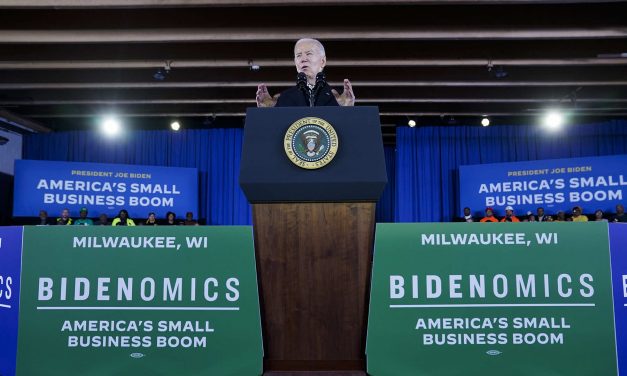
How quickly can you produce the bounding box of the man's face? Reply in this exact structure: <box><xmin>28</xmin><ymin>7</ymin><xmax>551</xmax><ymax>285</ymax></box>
<box><xmin>294</xmin><ymin>41</ymin><xmax>326</xmax><ymax>80</ymax></box>
<box><xmin>573</xmin><ymin>208</ymin><xmax>580</xmax><ymax>217</ymax></box>
<box><xmin>537</xmin><ymin>208</ymin><xmax>544</xmax><ymax>216</ymax></box>
<box><xmin>80</xmin><ymin>211</ymin><xmax>87</xmax><ymax>219</ymax></box>
<box><xmin>617</xmin><ymin>204</ymin><xmax>625</xmax><ymax>215</ymax></box>
<box><xmin>186</xmin><ymin>213</ymin><xmax>193</xmax><ymax>221</ymax></box>
<box><xmin>463</xmin><ymin>208</ymin><xmax>470</xmax><ymax>216</ymax></box>
<box><xmin>99</xmin><ymin>214</ymin><xmax>107</xmax><ymax>222</ymax></box>
<box><xmin>506</xmin><ymin>209</ymin><xmax>513</xmax><ymax>217</ymax></box>
<box><xmin>120</xmin><ymin>211</ymin><xmax>127</xmax><ymax>220</ymax></box>
<box><xmin>39</xmin><ymin>210</ymin><xmax>47</xmax><ymax>219</ymax></box>
<box><xmin>486</xmin><ymin>210</ymin><xmax>493</xmax><ymax>217</ymax></box>
<box><xmin>62</xmin><ymin>209</ymin><xmax>69</xmax><ymax>219</ymax></box>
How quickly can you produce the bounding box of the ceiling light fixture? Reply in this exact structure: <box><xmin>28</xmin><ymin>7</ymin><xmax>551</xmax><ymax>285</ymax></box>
<box><xmin>101</xmin><ymin>116</ymin><xmax>121</xmax><ymax>136</ymax></box>
<box><xmin>543</xmin><ymin>110</ymin><xmax>564</xmax><ymax>131</ymax></box>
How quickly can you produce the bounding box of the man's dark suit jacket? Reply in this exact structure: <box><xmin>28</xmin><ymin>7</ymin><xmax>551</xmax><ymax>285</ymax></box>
<box><xmin>275</xmin><ymin>83</ymin><xmax>340</xmax><ymax>107</ymax></box>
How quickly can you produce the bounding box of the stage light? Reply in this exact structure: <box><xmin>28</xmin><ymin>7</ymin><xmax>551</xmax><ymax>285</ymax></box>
<box><xmin>248</xmin><ymin>59</ymin><xmax>261</xmax><ymax>71</ymax></box>
<box><xmin>408</xmin><ymin>119</ymin><xmax>416</xmax><ymax>127</ymax></box>
<box><xmin>153</xmin><ymin>69</ymin><xmax>167</xmax><ymax>81</ymax></box>
<box><xmin>170</xmin><ymin>121</ymin><xmax>181</xmax><ymax>131</ymax></box>
<box><xmin>494</xmin><ymin>66</ymin><xmax>508</xmax><ymax>79</ymax></box>
<box><xmin>101</xmin><ymin>117</ymin><xmax>121</xmax><ymax>136</ymax></box>
<box><xmin>487</xmin><ymin>62</ymin><xmax>508</xmax><ymax>79</ymax></box>
<box><xmin>543</xmin><ymin>110</ymin><xmax>564</xmax><ymax>131</ymax></box>
<box><xmin>481</xmin><ymin>117</ymin><xmax>490</xmax><ymax>127</ymax></box>
<box><xmin>153</xmin><ymin>61</ymin><xmax>172</xmax><ymax>81</ymax></box>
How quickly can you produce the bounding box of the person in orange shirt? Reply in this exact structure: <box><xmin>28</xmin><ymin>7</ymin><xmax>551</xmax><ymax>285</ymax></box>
<box><xmin>500</xmin><ymin>206</ymin><xmax>520</xmax><ymax>222</ymax></box>
<box><xmin>480</xmin><ymin>207</ymin><xmax>499</xmax><ymax>223</ymax></box>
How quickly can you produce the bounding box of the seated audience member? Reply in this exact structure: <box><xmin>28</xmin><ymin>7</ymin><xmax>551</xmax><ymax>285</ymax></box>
<box><xmin>74</xmin><ymin>207</ymin><xmax>94</xmax><ymax>226</ymax></box>
<box><xmin>183</xmin><ymin>211</ymin><xmax>199</xmax><ymax>226</ymax></box>
<box><xmin>56</xmin><ymin>208</ymin><xmax>73</xmax><ymax>225</ymax></box>
<box><xmin>480</xmin><ymin>207</ymin><xmax>498</xmax><ymax>223</ymax></box>
<box><xmin>164</xmin><ymin>211</ymin><xmax>178</xmax><ymax>225</ymax></box>
<box><xmin>145</xmin><ymin>212</ymin><xmax>158</xmax><ymax>226</ymax></box>
<box><xmin>526</xmin><ymin>211</ymin><xmax>536</xmax><ymax>222</ymax></box>
<box><xmin>536</xmin><ymin>207</ymin><xmax>549</xmax><ymax>222</ymax></box>
<box><xmin>500</xmin><ymin>206</ymin><xmax>520</xmax><ymax>222</ymax></box>
<box><xmin>112</xmin><ymin>209</ymin><xmax>136</xmax><ymax>226</ymax></box>
<box><xmin>613</xmin><ymin>204</ymin><xmax>627</xmax><ymax>223</ymax></box>
<box><xmin>95</xmin><ymin>213</ymin><xmax>109</xmax><ymax>226</ymax></box>
<box><xmin>454</xmin><ymin>207</ymin><xmax>475</xmax><ymax>222</ymax></box>
<box><xmin>37</xmin><ymin>210</ymin><xmax>52</xmax><ymax>225</ymax></box>
<box><xmin>571</xmin><ymin>206</ymin><xmax>588</xmax><ymax>222</ymax></box>
<box><xmin>595</xmin><ymin>209</ymin><xmax>608</xmax><ymax>222</ymax></box>
<box><xmin>554</xmin><ymin>210</ymin><xmax>567</xmax><ymax>222</ymax></box>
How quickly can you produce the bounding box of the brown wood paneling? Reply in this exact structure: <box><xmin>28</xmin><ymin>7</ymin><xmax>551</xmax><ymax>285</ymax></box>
<box><xmin>253</xmin><ymin>202</ymin><xmax>374</xmax><ymax>371</ymax></box>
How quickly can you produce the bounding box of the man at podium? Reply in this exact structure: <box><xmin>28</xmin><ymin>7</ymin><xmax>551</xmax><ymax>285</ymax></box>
<box><xmin>256</xmin><ymin>38</ymin><xmax>355</xmax><ymax>107</ymax></box>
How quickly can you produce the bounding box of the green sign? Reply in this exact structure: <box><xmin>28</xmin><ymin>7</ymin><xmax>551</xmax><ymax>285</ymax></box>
<box><xmin>17</xmin><ymin>226</ymin><xmax>263</xmax><ymax>376</ymax></box>
<box><xmin>367</xmin><ymin>222</ymin><xmax>618</xmax><ymax>376</ymax></box>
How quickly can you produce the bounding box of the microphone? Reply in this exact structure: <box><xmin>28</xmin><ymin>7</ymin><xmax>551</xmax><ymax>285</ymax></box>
<box><xmin>297</xmin><ymin>72</ymin><xmax>308</xmax><ymax>90</ymax></box>
<box><xmin>314</xmin><ymin>72</ymin><xmax>326</xmax><ymax>89</ymax></box>
<box><xmin>309</xmin><ymin>72</ymin><xmax>326</xmax><ymax>107</ymax></box>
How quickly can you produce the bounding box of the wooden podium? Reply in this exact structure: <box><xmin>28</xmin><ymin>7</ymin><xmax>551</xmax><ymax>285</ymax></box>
<box><xmin>240</xmin><ymin>107</ymin><xmax>387</xmax><ymax>375</ymax></box>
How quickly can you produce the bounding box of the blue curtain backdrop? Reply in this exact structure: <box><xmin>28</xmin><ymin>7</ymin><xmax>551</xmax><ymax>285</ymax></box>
<box><xmin>22</xmin><ymin>129</ymin><xmax>398</xmax><ymax>224</ymax></box>
<box><xmin>23</xmin><ymin>129</ymin><xmax>251</xmax><ymax>225</ymax></box>
<box><xmin>26</xmin><ymin>120</ymin><xmax>626</xmax><ymax>225</ymax></box>
<box><xmin>395</xmin><ymin>120</ymin><xmax>627</xmax><ymax>223</ymax></box>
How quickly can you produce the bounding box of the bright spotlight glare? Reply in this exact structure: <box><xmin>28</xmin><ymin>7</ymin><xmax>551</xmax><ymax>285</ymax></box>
<box><xmin>543</xmin><ymin>111</ymin><xmax>564</xmax><ymax>131</ymax></box>
<box><xmin>170</xmin><ymin>121</ymin><xmax>181</xmax><ymax>131</ymax></box>
<box><xmin>408</xmin><ymin>119</ymin><xmax>416</xmax><ymax>127</ymax></box>
<box><xmin>101</xmin><ymin>117</ymin><xmax>121</xmax><ymax>136</ymax></box>
<box><xmin>481</xmin><ymin>117</ymin><xmax>490</xmax><ymax>127</ymax></box>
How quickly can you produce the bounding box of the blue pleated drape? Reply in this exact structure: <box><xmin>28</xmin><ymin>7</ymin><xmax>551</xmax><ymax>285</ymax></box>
<box><xmin>395</xmin><ymin>120</ymin><xmax>627</xmax><ymax>223</ymax></box>
<box><xmin>25</xmin><ymin>120</ymin><xmax>625</xmax><ymax>225</ymax></box>
<box><xmin>22</xmin><ymin>129</ymin><xmax>252</xmax><ymax>225</ymax></box>
<box><xmin>22</xmin><ymin>129</ymin><xmax>397</xmax><ymax>224</ymax></box>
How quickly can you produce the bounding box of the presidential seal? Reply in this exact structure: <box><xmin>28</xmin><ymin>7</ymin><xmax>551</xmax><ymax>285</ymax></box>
<box><xmin>284</xmin><ymin>117</ymin><xmax>339</xmax><ymax>169</ymax></box>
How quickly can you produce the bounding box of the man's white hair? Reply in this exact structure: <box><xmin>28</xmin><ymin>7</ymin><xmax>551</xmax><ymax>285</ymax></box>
<box><xmin>294</xmin><ymin>38</ymin><xmax>326</xmax><ymax>57</ymax></box>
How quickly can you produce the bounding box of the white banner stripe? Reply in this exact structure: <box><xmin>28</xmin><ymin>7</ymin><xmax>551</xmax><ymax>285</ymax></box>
<box><xmin>0</xmin><ymin>303</ymin><xmax>12</xmax><ymax>309</ymax></box>
<box><xmin>37</xmin><ymin>306</ymin><xmax>239</xmax><ymax>311</ymax></box>
<box><xmin>390</xmin><ymin>303</ymin><xmax>595</xmax><ymax>308</ymax></box>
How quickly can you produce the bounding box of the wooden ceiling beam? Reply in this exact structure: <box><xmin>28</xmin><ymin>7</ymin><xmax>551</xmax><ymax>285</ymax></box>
<box><xmin>3</xmin><ymin>98</ymin><xmax>627</xmax><ymax>105</ymax></box>
<box><xmin>2</xmin><ymin>80</ymin><xmax>627</xmax><ymax>90</ymax></box>
<box><xmin>24</xmin><ymin>111</ymin><xmax>627</xmax><ymax>118</ymax></box>
<box><xmin>1</xmin><ymin>0</ymin><xmax>624</xmax><ymax>7</ymax></box>
<box><xmin>1</xmin><ymin>27</ymin><xmax>626</xmax><ymax>44</ymax></box>
<box><xmin>1</xmin><ymin>58</ymin><xmax>626</xmax><ymax>70</ymax></box>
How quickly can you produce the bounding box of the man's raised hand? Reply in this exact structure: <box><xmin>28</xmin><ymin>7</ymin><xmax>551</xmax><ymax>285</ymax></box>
<box><xmin>332</xmin><ymin>79</ymin><xmax>355</xmax><ymax>107</ymax></box>
<box><xmin>256</xmin><ymin>84</ymin><xmax>279</xmax><ymax>107</ymax></box>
